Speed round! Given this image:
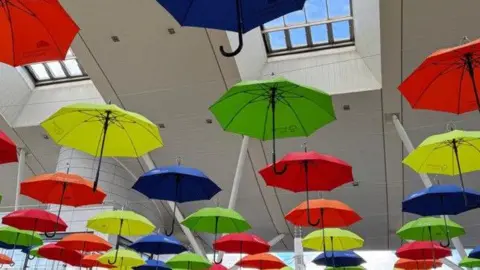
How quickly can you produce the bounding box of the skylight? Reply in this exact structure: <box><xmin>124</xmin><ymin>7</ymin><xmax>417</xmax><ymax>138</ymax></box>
<box><xmin>24</xmin><ymin>49</ymin><xmax>89</xmax><ymax>86</ymax></box>
<box><xmin>262</xmin><ymin>0</ymin><xmax>354</xmax><ymax>56</ymax></box>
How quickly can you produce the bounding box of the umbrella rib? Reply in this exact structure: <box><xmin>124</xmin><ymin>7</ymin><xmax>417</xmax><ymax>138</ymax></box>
<box><xmin>115</xmin><ymin>121</ymin><xmax>140</xmax><ymax>157</ymax></box>
<box><xmin>210</xmin><ymin>89</ymin><xmax>267</xmax><ymax>107</ymax></box>
<box><xmin>54</xmin><ymin>115</ymin><xmax>101</xmax><ymax>145</ymax></box>
<box><xmin>414</xmin><ymin>143</ymin><xmax>451</xmax><ymax>173</ymax></box>
<box><xmin>457</xmin><ymin>64</ymin><xmax>467</xmax><ymax>114</ymax></box>
<box><xmin>278</xmin><ymin>89</ymin><xmax>336</xmax><ymax>120</ymax></box>
<box><xmin>2</xmin><ymin>1</ymin><xmax>15</xmax><ymax>65</ymax></box>
<box><xmin>223</xmin><ymin>95</ymin><xmax>270</xmax><ymax>131</ymax></box>
<box><xmin>277</xmin><ymin>97</ymin><xmax>308</xmax><ymax>136</ymax></box>
<box><xmin>116</xmin><ymin>115</ymin><xmax>163</xmax><ymax>144</ymax></box>
<box><xmin>261</xmin><ymin>100</ymin><xmax>272</xmax><ymax>140</ymax></box>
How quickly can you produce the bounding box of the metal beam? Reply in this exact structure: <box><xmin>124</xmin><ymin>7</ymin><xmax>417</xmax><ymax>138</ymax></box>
<box><xmin>392</xmin><ymin>115</ymin><xmax>466</xmax><ymax>269</ymax></box>
<box><xmin>15</xmin><ymin>148</ymin><xmax>26</xmax><ymax>211</ymax></box>
<box><xmin>141</xmin><ymin>154</ymin><xmax>206</xmax><ymax>257</ymax></box>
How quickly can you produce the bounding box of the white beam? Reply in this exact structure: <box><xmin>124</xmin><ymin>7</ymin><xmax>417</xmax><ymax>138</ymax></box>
<box><xmin>141</xmin><ymin>154</ymin><xmax>206</xmax><ymax>257</ymax></box>
<box><xmin>392</xmin><ymin>115</ymin><xmax>467</xmax><ymax>269</ymax></box>
<box><xmin>15</xmin><ymin>148</ymin><xmax>26</xmax><ymax>211</ymax></box>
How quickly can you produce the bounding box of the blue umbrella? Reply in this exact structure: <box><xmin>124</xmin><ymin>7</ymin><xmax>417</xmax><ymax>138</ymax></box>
<box><xmin>134</xmin><ymin>260</ymin><xmax>171</xmax><ymax>270</ymax></box>
<box><xmin>402</xmin><ymin>184</ymin><xmax>480</xmax><ymax>247</ymax></box>
<box><xmin>469</xmin><ymin>245</ymin><xmax>480</xmax><ymax>259</ymax></box>
<box><xmin>155</xmin><ymin>0</ymin><xmax>307</xmax><ymax>57</ymax></box>
<box><xmin>129</xmin><ymin>234</ymin><xmax>186</xmax><ymax>255</ymax></box>
<box><xmin>312</xmin><ymin>251</ymin><xmax>365</xmax><ymax>267</ymax></box>
<box><xmin>132</xmin><ymin>165</ymin><xmax>221</xmax><ymax>235</ymax></box>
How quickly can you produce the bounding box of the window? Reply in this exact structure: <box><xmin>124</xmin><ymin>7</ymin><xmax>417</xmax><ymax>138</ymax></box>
<box><xmin>24</xmin><ymin>49</ymin><xmax>89</xmax><ymax>86</ymax></box>
<box><xmin>262</xmin><ymin>0</ymin><xmax>354</xmax><ymax>56</ymax></box>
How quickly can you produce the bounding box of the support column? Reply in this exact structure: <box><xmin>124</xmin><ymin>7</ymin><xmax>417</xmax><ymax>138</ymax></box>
<box><xmin>293</xmin><ymin>226</ymin><xmax>305</xmax><ymax>270</ymax></box>
<box><xmin>14</xmin><ymin>148</ymin><xmax>26</xmax><ymax>211</ymax></box>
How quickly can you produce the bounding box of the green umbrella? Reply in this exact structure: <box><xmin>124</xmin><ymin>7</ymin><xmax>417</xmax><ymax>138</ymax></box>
<box><xmin>182</xmin><ymin>207</ymin><xmax>250</xmax><ymax>263</ymax></box>
<box><xmin>396</xmin><ymin>217</ymin><xmax>465</xmax><ymax>246</ymax></box>
<box><xmin>209</xmin><ymin>77</ymin><xmax>335</xmax><ymax>173</ymax></box>
<box><xmin>166</xmin><ymin>252</ymin><xmax>211</xmax><ymax>270</ymax></box>
<box><xmin>459</xmin><ymin>257</ymin><xmax>480</xmax><ymax>268</ymax></box>
<box><xmin>0</xmin><ymin>226</ymin><xmax>43</xmax><ymax>248</ymax></box>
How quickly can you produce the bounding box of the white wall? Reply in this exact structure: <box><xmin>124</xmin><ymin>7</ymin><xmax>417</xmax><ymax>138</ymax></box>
<box><xmin>0</xmin><ymin>64</ymin><xmax>33</xmax><ymax>125</ymax></box>
<box><xmin>228</xmin><ymin>28</ymin><xmax>268</xmax><ymax>80</ymax></box>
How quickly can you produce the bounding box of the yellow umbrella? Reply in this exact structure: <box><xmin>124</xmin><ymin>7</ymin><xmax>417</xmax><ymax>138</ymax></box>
<box><xmin>41</xmin><ymin>102</ymin><xmax>163</xmax><ymax>191</ymax></box>
<box><xmin>87</xmin><ymin>210</ymin><xmax>155</xmax><ymax>264</ymax></box>
<box><xmin>302</xmin><ymin>228</ymin><xmax>364</xmax><ymax>252</ymax></box>
<box><xmin>98</xmin><ymin>249</ymin><xmax>144</xmax><ymax>268</ymax></box>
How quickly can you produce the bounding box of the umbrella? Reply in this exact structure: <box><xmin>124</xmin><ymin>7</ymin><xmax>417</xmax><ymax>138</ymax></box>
<box><xmin>134</xmin><ymin>260</ymin><xmax>171</xmax><ymax>270</ymax></box>
<box><xmin>38</xmin><ymin>243</ymin><xmax>83</xmax><ymax>266</ymax></box>
<box><xmin>0</xmin><ymin>131</ymin><xmax>17</xmax><ymax>165</ymax></box>
<box><xmin>459</xmin><ymin>257</ymin><xmax>480</xmax><ymax>268</ymax></box>
<box><xmin>98</xmin><ymin>249</ymin><xmax>145</xmax><ymax>268</ymax></box>
<box><xmin>155</xmin><ymin>0</ymin><xmax>307</xmax><ymax>57</ymax></box>
<box><xmin>209</xmin><ymin>265</ymin><xmax>228</xmax><ymax>270</ymax></box>
<box><xmin>302</xmin><ymin>229</ymin><xmax>364</xmax><ymax>255</ymax></box>
<box><xmin>166</xmin><ymin>252</ymin><xmax>211</xmax><ymax>270</ymax></box>
<box><xmin>0</xmin><ymin>0</ymin><xmax>79</xmax><ymax>66</ymax></box>
<box><xmin>0</xmin><ymin>226</ymin><xmax>43</xmax><ymax>264</ymax></box>
<box><xmin>394</xmin><ymin>258</ymin><xmax>442</xmax><ymax>269</ymax></box>
<box><xmin>2</xmin><ymin>209</ymin><xmax>67</xmax><ymax>234</ymax></box>
<box><xmin>56</xmin><ymin>232</ymin><xmax>112</xmax><ymax>252</ymax></box>
<box><xmin>403</xmin><ymin>129</ymin><xmax>480</xmax><ymax>199</ymax></box>
<box><xmin>132</xmin><ymin>165</ymin><xmax>221</xmax><ymax>235</ymax></box>
<box><xmin>398</xmin><ymin>38</ymin><xmax>480</xmax><ymax>114</ymax></box>
<box><xmin>210</xmin><ymin>78</ymin><xmax>335</xmax><ymax>174</ymax></box>
<box><xmin>0</xmin><ymin>254</ymin><xmax>12</xmax><ymax>266</ymax></box>
<box><xmin>41</xmin><ymin>102</ymin><xmax>163</xmax><ymax>191</ymax></box>
<box><xmin>396</xmin><ymin>241</ymin><xmax>451</xmax><ymax>265</ymax></box>
<box><xmin>129</xmin><ymin>233</ymin><xmax>186</xmax><ymax>256</ymax></box>
<box><xmin>285</xmin><ymin>199</ymin><xmax>361</xmax><ymax>228</ymax></box>
<box><xmin>312</xmin><ymin>251</ymin><xmax>365</xmax><ymax>268</ymax></box>
<box><xmin>396</xmin><ymin>217</ymin><xmax>465</xmax><ymax>247</ymax></box>
<box><xmin>235</xmin><ymin>253</ymin><xmax>286</xmax><ymax>269</ymax></box>
<box><xmin>213</xmin><ymin>233</ymin><xmax>270</xmax><ymax>255</ymax></box>
<box><xmin>20</xmin><ymin>172</ymin><xmax>107</xmax><ymax>237</ymax></box>
<box><xmin>468</xmin><ymin>244</ymin><xmax>480</xmax><ymax>259</ymax></box>
<box><xmin>182</xmin><ymin>207</ymin><xmax>250</xmax><ymax>263</ymax></box>
<box><xmin>87</xmin><ymin>210</ymin><xmax>155</xmax><ymax>264</ymax></box>
<box><xmin>325</xmin><ymin>267</ymin><xmax>365</xmax><ymax>270</ymax></box>
<box><xmin>81</xmin><ymin>253</ymin><xmax>115</xmax><ymax>268</ymax></box>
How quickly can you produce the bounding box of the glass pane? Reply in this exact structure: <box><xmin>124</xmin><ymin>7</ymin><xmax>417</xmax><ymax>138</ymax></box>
<box><xmin>289</xmin><ymin>28</ymin><xmax>307</xmax><ymax>47</ymax></box>
<box><xmin>264</xmin><ymin>16</ymin><xmax>284</xmax><ymax>29</ymax></box>
<box><xmin>63</xmin><ymin>59</ymin><xmax>83</xmax><ymax>76</ymax></box>
<box><xmin>332</xmin><ymin>20</ymin><xmax>351</xmax><ymax>41</ymax></box>
<box><xmin>46</xmin><ymin>62</ymin><xmax>66</xmax><ymax>78</ymax></box>
<box><xmin>284</xmin><ymin>10</ymin><xmax>306</xmax><ymax>26</ymax></box>
<box><xmin>29</xmin><ymin>64</ymin><xmax>49</xmax><ymax>80</ymax></box>
<box><xmin>268</xmin><ymin>31</ymin><xmax>287</xmax><ymax>51</ymax></box>
<box><xmin>310</xmin><ymin>24</ymin><xmax>328</xmax><ymax>44</ymax></box>
<box><xmin>327</xmin><ymin>0</ymin><xmax>351</xmax><ymax>18</ymax></box>
<box><xmin>305</xmin><ymin>0</ymin><xmax>327</xmax><ymax>22</ymax></box>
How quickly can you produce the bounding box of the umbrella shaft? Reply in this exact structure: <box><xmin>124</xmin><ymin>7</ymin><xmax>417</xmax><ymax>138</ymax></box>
<box><xmin>465</xmin><ymin>54</ymin><xmax>480</xmax><ymax>111</ymax></box>
<box><xmin>94</xmin><ymin>110</ymin><xmax>112</xmax><ymax>191</ymax></box>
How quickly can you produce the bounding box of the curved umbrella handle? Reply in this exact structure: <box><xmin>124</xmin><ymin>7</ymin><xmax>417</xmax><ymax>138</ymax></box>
<box><xmin>9</xmin><ymin>262</ymin><xmax>15</xmax><ymax>267</ymax></box>
<box><xmin>440</xmin><ymin>215</ymin><xmax>451</xmax><ymax>248</ymax></box>
<box><xmin>213</xmin><ymin>249</ymin><xmax>223</xmax><ymax>264</ymax></box>
<box><xmin>108</xmin><ymin>249</ymin><xmax>119</xmax><ymax>265</ymax></box>
<box><xmin>219</xmin><ymin>0</ymin><xmax>244</xmax><ymax>57</ymax></box>
<box><xmin>165</xmin><ymin>184</ymin><xmax>180</xmax><ymax>236</ymax></box>
<box><xmin>305</xmin><ymin>163</ymin><xmax>321</xmax><ymax>226</ymax></box>
<box><xmin>46</xmin><ymin>182</ymin><xmax>67</xmax><ymax>238</ymax></box>
<box><xmin>27</xmin><ymin>254</ymin><xmax>35</xmax><ymax>260</ymax></box>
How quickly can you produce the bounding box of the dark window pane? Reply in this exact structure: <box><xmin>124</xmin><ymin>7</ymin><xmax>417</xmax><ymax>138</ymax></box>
<box><xmin>289</xmin><ymin>28</ymin><xmax>307</xmax><ymax>47</ymax></box>
<box><xmin>332</xmin><ymin>20</ymin><xmax>351</xmax><ymax>41</ymax></box>
<box><xmin>310</xmin><ymin>24</ymin><xmax>328</xmax><ymax>44</ymax></box>
<box><xmin>268</xmin><ymin>31</ymin><xmax>287</xmax><ymax>51</ymax></box>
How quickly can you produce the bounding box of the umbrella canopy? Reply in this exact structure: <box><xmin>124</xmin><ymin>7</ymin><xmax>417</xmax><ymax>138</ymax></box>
<box><xmin>23</xmin><ymin>246</ymin><xmax>42</xmax><ymax>258</ymax></box>
<box><xmin>155</xmin><ymin>0</ymin><xmax>307</xmax><ymax>56</ymax></box>
<box><xmin>325</xmin><ymin>267</ymin><xmax>365</xmax><ymax>270</ymax></box>
<box><xmin>0</xmin><ymin>131</ymin><xmax>17</xmax><ymax>164</ymax></box>
<box><xmin>56</xmin><ymin>232</ymin><xmax>112</xmax><ymax>252</ymax></box>
<box><xmin>98</xmin><ymin>249</ymin><xmax>145</xmax><ymax>268</ymax></box>
<box><xmin>235</xmin><ymin>253</ymin><xmax>286</xmax><ymax>269</ymax></box>
<box><xmin>0</xmin><ymin>226</ymin><xmax>42</xmax><ymax>248</ymax></box>
<box><xmin>0</xmin><ymin>0</ymin><xmax>79</xmax><ymax>66</ymax></box>
<box><xmin>398</xmin><ymin>38</ymin><xmax>480</xmax><ymax>114</ymax></box>
<box><xmin>166</xmin><ymin>252</ymin><xmax>211</xmax><ymax>270</ymax></box>
<box><xmin>403</xmin><ymin>184</ymin><xmax>480</xmax><ymax>215</ymax></box>
<box><xmin>38</xmin><ymin>243</ymin><xmax>82</xmax><ymax>266</ymax></box>
<box><xmin>459</xmin><ymin>257</ymin><xmax>480</xmax><ymax>268</ymax></box>
<box><xmin>396</xmin><ymin>217</ymin><xmax>465</xmax><ymax>245</ymax></box>
<box><xmin>2</xmin><ymin>209</ymin><xmax>67</xmax><ymax>233</ymax></box>
<box><xmin>134</xmin><ymin>260</ymin><xmax>171</xmax><ymax>270</ymax></box>
<box><xmin>285</xmin><ymin>199</ymin><xmax>361</xmax><ymax>228</ymax></box>
<box><xmin>302</xmin><ymin>229</ymin><xmax>364</xmax><ymax>252</ymax></box>
<box><xmin>209</xmin><ymin>264</ymin><xmax>228</xmax><ymax>270</ymax></box>
<box><xmin>210</xmin><ymin>78</ymin><xmax>335</xmax><ymax>173</ymax></box>
<box><xmin>0</xmin><ymin>254</ymin><xmax>13</xmax><ymax>265</ymax></box>
<box><xmin>132</xmin><ymin>165</ymin><xmax>221</xmax><ymax>235</ymax></box>
<box><xmin>403</xmin><ymin>129</ymin><xmax>480</xmax><ymax>194</ymax></box>
<box><xmin>394</xmin><ymin>258</ymin><xmax>442</xmax><ymax>269</ymax></box>
<box><xmin>312</xmin><ymin>251</ymin><xmax>365</xmax><ymax>267</ymax></box>
<box><xmin>87</xmin><ymin>210</ymin><xmax>155</xmax><ymax>236</ymax></box>
<box><xmin>81</xmin><ymin>253</ymin><xmax>115</xmax><ymax>268</ymax></box>
<box><xmin>468</xmin><ymin>244</ymin><xmax>480</xmax><ymax>259</ymax></box>
<box><xmin>213</xmin><ymin>233</ymin><xmax>270</xmax><ymax>255</ymax></box>
<box><xmin>396</xmin><ymin>241</ymin><xmax>451</xmax><ymax>260</ymax></box>
<box><xmin>129</xmin><ymin>234</ymin><xmax>186</xmax><ymax>255</ymax></box>
<box><xmin>41</xmin><ymin>102</ymin><xmax>163</xmax><ymax>191</ymax></box>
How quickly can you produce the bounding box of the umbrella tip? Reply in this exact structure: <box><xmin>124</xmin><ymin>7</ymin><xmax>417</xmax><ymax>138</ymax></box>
<box><xmin>176</xmin><ymin>156</ymin><xmax>182</xmax><ymax>165</ymax></box>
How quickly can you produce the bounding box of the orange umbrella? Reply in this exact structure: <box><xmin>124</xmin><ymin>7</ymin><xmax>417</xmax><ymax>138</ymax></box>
<box><xmin>56</xmin><ymin>233</ymin><xmax>112</xmax><ymax>252</ymax></box>
<box><xmin>80</xmin><ymin>254</ymin><xmax>115</xmax><ymax>268</ymax></box>
<box><xmin>20</xmin><ymin>172</ymin><xmax>107</xmax><ymax>237</ymax></box>
<box><xmin>236</xmin><ymin>253</ymin><xmax>286</xmax><ymax>269</ymax></box>
<box><xmin>0</xmin><ymin>254</ymin><xmax>13</xmax><ymax>265</ymax></box>
<box><xmin>285</xmin><ymin>199</ymin><xmax>361</xmax><ymax>228</ymax></box>
<box><xmin>394</xmin><ymin>258</ymin><xmax>442</xmax><ymax>269</ymax></box>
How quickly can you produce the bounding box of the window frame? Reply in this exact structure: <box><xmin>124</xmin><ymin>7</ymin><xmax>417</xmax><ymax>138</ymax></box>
<box><xmin>262</xmin><ymin>0</ymin><xmax>355</xmax><ymax>56</ymax></box>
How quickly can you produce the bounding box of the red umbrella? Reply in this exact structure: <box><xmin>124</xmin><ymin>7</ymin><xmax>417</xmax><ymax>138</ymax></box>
<box><xmin>0</xmin><ymin>254</ymin><xmax>13</xmax><ymax>265</ymax></box>
<box><xmin>209</xmin><ymin>264</ymin><xmax>228</xmax><ymax>270</ymax></box>
<box><xmin>0</xmin><ymin>0</ymin><xmax>79</xmax><ymax>67</ymax></box>
<box><xmin>398</xmin><ymin>38</ymin><xmax>480</xmax><ymax>114</ymax></box>
<box><xmin>0</xmin><ymin>131</ymin><xmax>17</xmax><ymax>165</ymax></box>
<box><xmin>80</xmin><ymin>254</ymin><xmax>115</xmax><ymax>268</ymax></box>
<box><xmin>38</xmin><ymin>243</ymin><xmax>82</xmax><ymax>266</ymax></box>
<box><xmin>285</xmin><ymin>199</ymin><xmax>361</xmax><ymax>228</ymax></box>
<box><xmin>56</xmin><ymin>233</ymin><xmax>112</xmax><ymax>252</ymax></box>
<box><xmin>214</xmin><ymin>233</ymin><xmax>270</xmax><ymax>261</ymax></box>
<box><xmin>2</xmin><ymin>209</ymin><xmax>67</xmax><ymax>233</ymax></box>
<box><xmin>20</xmin><ymin>172</ymin><xmax>106</xmax><ymax>237</ymax></box>
<box><xmin>396</xmin><ymin>241</ymin><xmax>451</xmax><ymax>265</ymax></box>
<box><xmin>394</xmin><ymin>258</ymin><xmax>442</xmax><ymax>269</ymax></box>
<box><xmin>236</xmin><ymin>253</ymin><xmax>286</xmax><ymax>269</ymax></box>
<box><xmin>259</xmin><ymin>150</ymin><xmax>353</xmax><ymax>226</ymax></box>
